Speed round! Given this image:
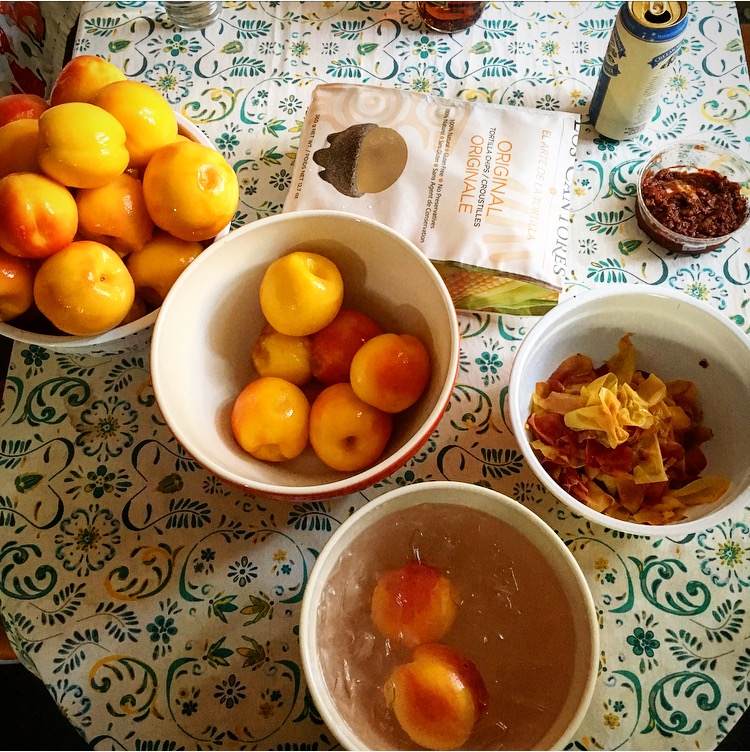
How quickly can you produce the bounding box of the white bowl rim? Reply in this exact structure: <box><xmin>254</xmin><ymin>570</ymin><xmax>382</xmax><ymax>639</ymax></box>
<box><xmin>508</xmin><ymin>284</ymin><xmax>750</xmax><ymax>537</ymax></box>
<box><xmin>299</xmin><ymin>480</ymin><xmax>600</xmax><ymax>751</ymax></box>
<box><xmin>150</xmin><ymin>209</ymin><xmax>460</xmax><ymax>500</ymax></box>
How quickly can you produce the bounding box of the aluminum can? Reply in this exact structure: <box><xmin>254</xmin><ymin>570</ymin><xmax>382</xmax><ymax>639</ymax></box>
<box><xmin>589</xmin><ymin>1</ymin><xmax>688</xmax><ymax>140</ymax></box>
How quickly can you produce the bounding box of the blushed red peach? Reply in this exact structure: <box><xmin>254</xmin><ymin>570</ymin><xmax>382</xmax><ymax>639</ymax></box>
<box><xmin>384</xmin><ymin>643</ymin><xmax>488</xmax><ymax>751</ymax></box>
<box><xmin>350</xmin><ymin>332</ymin><xmax>431</xmax><ymax>413</ymax></box>
<box><xmin>49</xmin><ymin>55</ymin><xmax>126</xmax><ymax>106</ymax></box>
<box><xmin>0</xmin><ymin>93</ymin><xmax>49</xmax><ymax>127</ymax></box>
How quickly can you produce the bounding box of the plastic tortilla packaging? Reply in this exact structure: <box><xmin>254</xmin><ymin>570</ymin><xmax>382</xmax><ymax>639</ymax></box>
<box><xmin>283</xmin><ymin>83</ymin><xmax>580</xmax><ymax>315</ymax></box>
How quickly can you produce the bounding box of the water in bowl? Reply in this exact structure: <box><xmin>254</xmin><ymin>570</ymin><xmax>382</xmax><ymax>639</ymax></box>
<box><xmin>315</xmin><ymin>502</ymin><xmax>579</xmax><ymax>750</ymax></box>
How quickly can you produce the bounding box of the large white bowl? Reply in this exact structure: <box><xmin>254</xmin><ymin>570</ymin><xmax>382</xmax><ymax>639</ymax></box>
<box><xmin>508</xmin><ymin>285</ymin><xmax>750</xmax><ymax>536</ymax></box>
<box><xmin>0</xmin><ymin>113</ymin><xmax>230</xmax><ymax>356</ymax></box>
<box><xmin>150</xmin><ymin>210</ymin><xmax>460</xmax><ymax>500</ymax></box>
<box><xmin>299</xmin><ymin>481</ymin><xmax>599</xmax><ymax>750</ymax></box>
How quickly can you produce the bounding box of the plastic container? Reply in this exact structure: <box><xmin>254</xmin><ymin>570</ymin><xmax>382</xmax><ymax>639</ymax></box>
<box><xmin>636</xmin><ymin>140</ymin><xmax>750</xmax><ymax>254</ymax></box>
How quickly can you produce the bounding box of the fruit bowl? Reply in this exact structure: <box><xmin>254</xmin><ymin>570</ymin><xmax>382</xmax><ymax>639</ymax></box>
<box><xmin>150</xmin><ymin>210</ymin><xmax>460</xmax><ymax>500</ymax></box>
<box><xmin>508</xmin><ymin>285</ymin><xmax>750</xmax><ymax>537</ymax></box>
<box><xmin>299</xmin><ymin>481</ymin><xmax>599</xmax><ymax>750</ymax></box>
<box><xmin>0</xmin><ymin>113</ymin><xmax>231</xmax><ymax>357</ymax></box>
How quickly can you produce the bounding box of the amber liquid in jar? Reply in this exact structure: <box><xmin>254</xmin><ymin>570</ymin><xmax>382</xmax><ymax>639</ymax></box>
<box><xmin>417</xmin><ymin>1</ymin><xmax>486</xmax><ymax>32</ymax></box>
<box><xmin>315</xmin><ymin>502</ymin><xmax>579</xmax><ymax>750</ymax></box>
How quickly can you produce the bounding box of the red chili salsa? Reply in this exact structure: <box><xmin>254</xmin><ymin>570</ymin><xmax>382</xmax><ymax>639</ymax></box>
<box><xmin>640</xmin><ymin>168</ymin><xmax>747</xmax><ymax>239</ymax></box>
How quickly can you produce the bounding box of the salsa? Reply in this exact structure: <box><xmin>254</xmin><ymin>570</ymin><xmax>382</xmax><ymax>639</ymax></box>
<box><xmin>640</xmin><ymin>167</ymin><xmax>747</xmax><ymax>239</ymax></box>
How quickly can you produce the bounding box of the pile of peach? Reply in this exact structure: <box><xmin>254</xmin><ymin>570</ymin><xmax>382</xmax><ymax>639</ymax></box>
<box><xmin>0</xmin><ymin>55</ymin><xmax>238</xmax><ymax>336</ymax></box>
<box><xmin>231</xmin><ymin>250</ymin><xmax>431</xmax><ymax>472</ymax></box>
<box><xmin>371</xmin><ymin>560</ymin><xmax>488</xmax><ymax>750</ymax></box>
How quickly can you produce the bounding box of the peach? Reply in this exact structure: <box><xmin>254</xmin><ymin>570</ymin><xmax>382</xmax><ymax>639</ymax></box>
<box><xmin>259</xmin><ymin>251</ymin><xmax>344</xmax><ymax>336</ymax></box>
<box><xmin>371</xmin><ymin>560</ymin><xmax>459</xmax><ymax>647</ymax></box>
<box><xmin>350</xmin><ymin>333</ymin><xmax>431</xmax><ymax>413</ymax></box>
<box><xmin>0</xmin><ymin>93</ymin><xmax>49</xmax><ymax>127</ymax></box>
<box><xmin>308</xmin><ymin>382</ymin><xmax>392</xmax><ymax>472</ymax></box>
<box><xmin>49</xmin><ymin>55</ymin><xmax>126</xmax><ymax>106</ymax></box>
<box><xmin>384</xmin><ymin>643</ymin><xmax>488</xmax><ymax>751</ymax></box>
<box><xmin>33</xmin><ymin>240</ymin><xmax>135</xmax><ymax>335</ymax></box>
<box><xmin>0</xmin><ymin>248</ymin><xmax>35</xmax><ymax>322</ymax></box>
<box><xmin>92</xmin><ymin>80</ymin><xmax>178</xmax><ymax>169</ymax></box>
<box><xmin>76</xmin><ymin>172</ymin><xmax>155</xmax><ymax>257</ymax></box>
<box><xmin>0</xmin><ymin>118</ymin><xmax>40</xmax><ymax>178</ymax></box>
<box><xmin>310</xmin><ymin>308</ymin><xmax>384</xmax><ymax>385</ymax></box>
<box><xmin>251</xmin><ymin>324</ymin><xmax>313</xmax><ymax>386</ymax></box>
<box><xmin>231</xmin><ymin>377</ymin><xmax>310</xmax><ymax>462</ymax></box>
<box><xmin>125</xmin><ymin>231</ymin><xmax>203</xmax><ymax>307</ymax></box>
<box><xmin>0</xmin><ymin>172</ymin><xmax>78</xmax><ymax>259</ymax></box>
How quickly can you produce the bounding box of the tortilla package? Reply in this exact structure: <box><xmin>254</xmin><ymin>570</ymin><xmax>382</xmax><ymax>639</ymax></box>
<box><xmin>283</xmin><ymin>83</ymin><xmax>580</xmax><ymax>315</ymax></box>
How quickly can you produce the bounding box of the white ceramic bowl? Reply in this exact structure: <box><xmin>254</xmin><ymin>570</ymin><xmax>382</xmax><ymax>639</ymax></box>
<box><xmin>150</xmin><ymin>210</ymin><xmax>460</xmax><ymax>500</ymax></box>
<box><xmin>636</xmin><ymin>140</ymin><xmax>750</xmax><ymax>255</ymax></box>
<box><xmin>299</xmin><ymin>481</ymin><xmax>599</xmax><ymax>750</ymax></box>
<box><xmin>0</xmin><ymin>113</ymin><xmax>230</xmax><ymax>356</ymax></box>
<box><xmin>508</xmin><ymin>285</ymin><xmax>750</xmax><ymax>536</ymax></box>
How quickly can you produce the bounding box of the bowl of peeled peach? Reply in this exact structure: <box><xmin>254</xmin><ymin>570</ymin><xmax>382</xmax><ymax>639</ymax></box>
<box><xmin>0</xmin><ymin>55</ymin><xmax>237</xmax><ymax>356</ymax></box>
<box><xmin>299</xmin><ymin>481</ymin><xmax>600</xmax><ymax>750</ymax></box>
<box><xmin>508</xmin><ymin>285</ymin><xmax>750</xmax><ymax>537</ymax></box>
<box><xmin>150</xmin><ymin>209</ymin><xmax>460</xmax><ymax>499</ymax></box>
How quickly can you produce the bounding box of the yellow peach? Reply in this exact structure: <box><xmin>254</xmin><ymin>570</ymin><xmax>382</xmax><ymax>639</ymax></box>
<box><xmin>251</xmin><ymin>324</ymin><xmax>313</xmax><ymax>386</ymax></box>
<box><xmin>308</xmin><ymin>382</ymin><xmax>392</xmax><ymax>472</ymax></box>
<box><xmin>259</xmin><ymin>251</ymin><xmax>344</xmax><ymax>337</ymax></box>
<box><xmin>0</xmin><ymin>119</ymin><xmax>41</xmax><ymax>178</ymax></box>
<box><xmin>49</xmin><ymin>55</ymin><xmax>126</xmax><ymax>106</ymax></box>
<box><xmin>0</xmin><ymin>248</ymin><xmax>35</xmax><ymax>322</ymax></box>
<box><xmin>231</xmin><ymin>377</ymin><xmax>310</xmax><ymax>462</ymax></box>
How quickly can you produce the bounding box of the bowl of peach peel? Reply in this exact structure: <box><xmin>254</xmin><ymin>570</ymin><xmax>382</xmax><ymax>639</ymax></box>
<box><xmin>150</xmin><ymin>209</ymin><xmax>460</xmax><ymax>500</ymax></box>
<box><xmin>0</xmin><ymin>55</ymin><xmax>237</xmax><ymax>356</ymax></box>
<box><xmin>299</xmin><ymin>481</ymin><xmax>600</xmax><ymax>750</ymax></box>
<box><xmin>508</xmin><ymin>285</ymin><xmax>750</xmax><ymax>537</ymax></box>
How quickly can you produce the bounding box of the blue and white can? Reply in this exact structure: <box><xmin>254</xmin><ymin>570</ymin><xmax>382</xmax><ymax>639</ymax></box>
<box><xmin>590</xmin><ymin>1</ymin><xmax>688</xmax><ymax>140</ymax></box>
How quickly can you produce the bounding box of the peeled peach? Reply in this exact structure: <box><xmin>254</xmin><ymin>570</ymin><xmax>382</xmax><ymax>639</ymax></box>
<box><xmin>0</xmin><ymin>118</ymin><xmax>41</xmax><ymax>178</ymax></box>
<box><xmin>49</xmin><ymin>55</ymin><xmax>126</xmax><ymax>106</ymax></box>
<box><xmin>371</xmin><ymin>560</ymin><xmax>458</xmax><ymax>647</ymax></box>
<box><xmin>251</xmin><ymin>324</ymin><xmax>313</xmax><ymax>386</ymax></box>
<box><xmin>350</xmin><ymin>333</ymin><xmax>431</xmax><ymax>413</ymax></box>
<box><xmin>0</xmin><ymin>93</ymin><xmax>49</xmax><ymax>127</ymax></box>
<box><xmin>231</xmin><ymin>376</ymin><xmax>310</xmax><ymax>462</ymax></box>
<box><xmin>259</xmin><ymin>251</ymin><xmax>344</xmax><ymax>337</ymax></box>
<box><xmin>0</xmin><ymin>172</ymin><xmax>78</xmax><ymax>259</ymax></box>
<box><xmin>308</xmin><ymin>382</ymin><xmax>392</xmax><ymax>472</ymax></box>
<box><xmin>76</xmin><ymin>172</ymin><xmax>155</xmax><ymax>257</ymax></box>
<box><xmin>310</xmin><ymin>308</ymin><xmax>384</xmax><ymax>385</ymax></box>
<box><xmin>384</xmin><ymin>643</ymin><xmax>488</xmax><ymax>751</ymax></box>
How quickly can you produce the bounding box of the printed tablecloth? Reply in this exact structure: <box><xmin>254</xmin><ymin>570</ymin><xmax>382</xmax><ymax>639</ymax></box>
<box><xmin>1</xmin><ymin>2</ymin><xmax>750</xmax><ymax>749</ymax></box>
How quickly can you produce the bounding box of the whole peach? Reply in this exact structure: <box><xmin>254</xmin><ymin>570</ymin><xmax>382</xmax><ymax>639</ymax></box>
<box><xmin>310</xmin><ymin>308</ymin><xmax>384</xmax><ymax>385</ymax></box>
<box><xmin>0</xmin><ymin>93</ymin><xmax>49</xmax><ymax>127</ymax></box>
<box><xmin>371</xmin><ymin>560</ymin><xmax>459</xmax><ymax>647</ymax></box>
<box><xmin>33</xmin><ymin>240</ymin><xmax>135</xmax><ymax>335</ymax></box>
<box><xmin>308</xmin><ymin>382</ymin><xmax>393</xmax><ymax>472</ymax></box>
<box><xmin>0</xmin><ymin>172</ymin><xmax>77</xmax><ymax>258</ymax></box>
<box><xmin>384</xmin><ymin>643</ymin><xmax>488</xmax><ymax>751</ymax></box>
<box><xmin>0</xmin><ymin>118</ymin><xmax>41</xmax><ymax>178</ymax></box>
<box><xmin>350</xmin><ymin>333</ymin><xmax>431</xmax><ymax>413</ymax></box>
<box><xmin>259</xmin><ymin>251</ymin><xmax>344</xmax><ymax>337</ymax></box>
<box><xmin>0</xmin><ymin>247</ymin><xmax>35</xmax><ymax>322</ymax></box>
<box><xmin>49</xmin><ymin>55</ymin><xmax>126</xmax><ymax>106</ymax></box>
<box><xmin>251</xmin><ymin>324</ymin><xmax>313</xmax><ymax>386</ymax></box>
<box><xmin>231</xmin><ymin>377</ymin><xmax>310</xmax><ymax>462</ymax></box>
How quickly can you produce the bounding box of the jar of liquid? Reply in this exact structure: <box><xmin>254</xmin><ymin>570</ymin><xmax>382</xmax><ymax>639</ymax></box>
<box><xmin>416</xmin><ymin>2</ymin><xmax>486</xmax><ymax>33</ymax></box>
<box><xmin>163</xmin><ymin>1</ymin><xmax>222</xmax><ymax>30</ymax></box>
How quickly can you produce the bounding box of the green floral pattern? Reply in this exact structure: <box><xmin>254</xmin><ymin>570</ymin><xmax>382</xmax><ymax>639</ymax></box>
<box><xmin>1</xmin><ymin>1</ymin><xmax>750</xmax><ymax>749</ymax></box>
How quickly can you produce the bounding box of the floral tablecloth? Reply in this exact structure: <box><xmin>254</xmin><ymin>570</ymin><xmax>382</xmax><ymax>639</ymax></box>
<box><xmin>1</xmin><ymin>2</ymin><xmax>750</xmax><ymax>750</ymax></box>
